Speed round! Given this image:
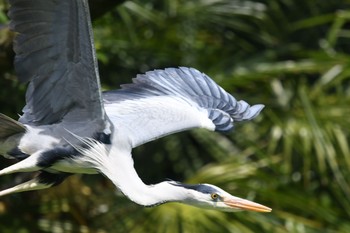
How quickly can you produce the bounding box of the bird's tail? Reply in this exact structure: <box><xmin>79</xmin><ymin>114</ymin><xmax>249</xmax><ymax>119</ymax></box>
<box><xmin>0</xmin><ymin>113</ymin><xmax>25</xmax><ymax>139</ymax></box>
<box><xmin>0</xmin><ymin>113</ymin><xmax>26</xmax><ymax>159</ymax></box>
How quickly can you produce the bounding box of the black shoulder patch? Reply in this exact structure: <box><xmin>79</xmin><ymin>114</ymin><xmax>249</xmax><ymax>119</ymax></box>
<box><xmin>37</xmin><ymin>146</ymin><xmax>78</xmax><ymax>168</ymax></box>
<box><xmin>93</xmin><ymin>132</ymin><xmax>111</xmax><ymax>144</ymax></box>
<box><xmin>37</xmin><ymin>171</ymin><xmax>71</xmax><ymax>186</ymax></box>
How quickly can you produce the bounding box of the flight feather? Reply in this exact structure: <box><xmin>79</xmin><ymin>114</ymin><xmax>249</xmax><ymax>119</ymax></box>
<box><xmin>8</xmin><ymin>0</ymin><xmax>106</xmax><ymax>128</ymax></box>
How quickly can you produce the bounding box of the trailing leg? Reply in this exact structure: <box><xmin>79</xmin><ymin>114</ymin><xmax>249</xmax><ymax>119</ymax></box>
<box><xmin>0</xmin><ymin>151</ymin><xmax>42</xmax><ymax>176</ymax></box>
<box><xmin>0</xmin><ymin>171</ymin><xmax>70</xmax><ymax>196</ymax></box>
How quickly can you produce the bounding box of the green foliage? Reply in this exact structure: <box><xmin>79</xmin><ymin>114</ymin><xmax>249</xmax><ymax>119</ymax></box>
<box><xmin>1</xmin><ymin>0</ymin><xmax>350</xmax><ymax>232</ymax></box>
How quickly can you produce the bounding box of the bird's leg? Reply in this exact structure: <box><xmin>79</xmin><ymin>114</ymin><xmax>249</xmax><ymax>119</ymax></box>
<box><xmin>0</xmin><ymin>151</ymin><xmax>42</xmax><ymax>176</ymax></box>
<box><xmin>0</xmin><ymin>171</ymin><xmax>70</xmax><ymax>197</ymax></box>
<box><xmin>0</xmin><ymin>177</ymin><xmax>49</xmax><ymax>196</ymax></box>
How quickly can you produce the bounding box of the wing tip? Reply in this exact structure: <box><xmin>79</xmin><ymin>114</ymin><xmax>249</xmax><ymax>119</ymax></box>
<box><xmin>243</xmin><ymin>104</ymin><xmax>265</xmax><ymax>120</ymax></box>
<box><xmin>213</xmin><ymin>103</ymin><xmax>264</xmax><ymax>132</ymax></box>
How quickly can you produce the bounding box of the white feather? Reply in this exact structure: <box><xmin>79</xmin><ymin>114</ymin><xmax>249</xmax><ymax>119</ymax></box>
<box><xmin>18</xmin><ymin>126</ymin><xmax>60</xmax><ymax>155</ymax></box>
<box><xmin>105</xmin><ymin>96</ymin><xmax>215</xmax><ymax>148</ymax></box>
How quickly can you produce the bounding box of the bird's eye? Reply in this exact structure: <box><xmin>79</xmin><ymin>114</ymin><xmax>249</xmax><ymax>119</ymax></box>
<box><xmin>211</xmin><ymin>193</ymin><xmax>219</xmax><ymax>200</ymax></box>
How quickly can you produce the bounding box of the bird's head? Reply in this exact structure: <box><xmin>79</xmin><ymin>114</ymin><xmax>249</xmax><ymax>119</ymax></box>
<box><xmin>166</xmin><ymin>181</ymin><xmax>271</xmax><ymax>212</ymax></box>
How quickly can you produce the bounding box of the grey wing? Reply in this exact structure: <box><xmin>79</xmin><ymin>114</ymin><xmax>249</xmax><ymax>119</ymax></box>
<box><xmin>8</xmin><ymin>0</ymin><xmax>107</xmax><ymax>131</ymax></box>
<box><xmin>103</xmin><ymin>67</ymin><xmax>264</xmax><ymax>148</ymax></box>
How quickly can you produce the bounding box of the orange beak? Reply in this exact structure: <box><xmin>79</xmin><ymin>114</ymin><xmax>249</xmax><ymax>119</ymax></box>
<box><xmin>223</xmin><ymin>197</ymin><xmax>272</xmax><ymax>212</ymax></box>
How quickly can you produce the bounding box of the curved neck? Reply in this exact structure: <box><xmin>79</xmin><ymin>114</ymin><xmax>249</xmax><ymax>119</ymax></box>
<box><xmin>92</xmin><ymin>145</ymin><xmax>188</xmax><ymax>206</ymax></box>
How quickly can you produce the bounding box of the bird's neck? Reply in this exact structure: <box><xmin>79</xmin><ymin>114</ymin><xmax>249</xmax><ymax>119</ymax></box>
<box><xmin>92</xmin><ymin>144</ymin><xmax>189</xmax><ymax>206</ymax></box>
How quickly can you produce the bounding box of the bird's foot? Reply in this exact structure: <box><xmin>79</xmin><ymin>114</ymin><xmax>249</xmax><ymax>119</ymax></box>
<box><xmin>0</xmin><ymin>151</ymin><xmax>42</xmax><ymax>176</ymax></box>
<box><xmin>0</xmin><ymin>177</ymin><xmax>50</xmax><ymax>197</ymax></box>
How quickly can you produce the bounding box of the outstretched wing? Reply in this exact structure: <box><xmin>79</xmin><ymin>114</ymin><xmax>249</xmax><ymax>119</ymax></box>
<box><xmin>103</xmin><ymin>67</ymin><xmax>264</xmax><ymax>148</ymax></box>
<box><xmin>8</xmin><ymin>0</ymin><xmax>107</xmax><ymax>131</ymax></box>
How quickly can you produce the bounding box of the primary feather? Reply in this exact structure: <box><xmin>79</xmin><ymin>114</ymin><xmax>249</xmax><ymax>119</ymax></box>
<box><xmin>9</xmin><ymin>0</ymin><xmax>106</xmax><ymax>128</ymax></box>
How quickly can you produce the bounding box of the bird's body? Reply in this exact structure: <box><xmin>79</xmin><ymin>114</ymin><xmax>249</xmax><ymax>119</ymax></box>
<box><xmin>0</xmin><ymin>0</ymin><xmax>271</xmax><ymax>213</ymax></box>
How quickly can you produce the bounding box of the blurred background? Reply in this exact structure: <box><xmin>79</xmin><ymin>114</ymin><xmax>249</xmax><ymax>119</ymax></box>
<box><xmin>0</xmin><ymin>0</ymin><xmax>350</xmax><ymax>232</ymax></box>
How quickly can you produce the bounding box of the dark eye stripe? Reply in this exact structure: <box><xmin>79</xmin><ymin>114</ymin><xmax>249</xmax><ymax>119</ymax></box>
<box><xmin>169</xmin><ymin>182</ymin><xmax>218</xmax><ymax>194</ymax></box>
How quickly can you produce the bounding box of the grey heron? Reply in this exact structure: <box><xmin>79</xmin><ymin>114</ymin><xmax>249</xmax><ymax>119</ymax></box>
<box><xmin>0</xmin><ymin>0</ymin><xmax>271</xmax><ymax>213</ymax></box>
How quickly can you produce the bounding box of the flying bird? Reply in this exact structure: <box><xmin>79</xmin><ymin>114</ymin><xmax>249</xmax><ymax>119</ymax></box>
<box><xmin>0</xmin><ymin>0</ymin><xmax>271</xmax><ymax>213</ymax></box>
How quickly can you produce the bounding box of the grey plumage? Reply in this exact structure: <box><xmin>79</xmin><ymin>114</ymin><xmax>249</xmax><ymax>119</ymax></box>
<box><xmin>0</xmin><ymin>114</ymin><xmax>25</xmax><ymax>139</ymax></box>
<box><xmin>9</xmin><ymin>0</ymin><xmax>106</xmax><ymax>130</ymax></box>
<box><xmin>104</xmin><ymin>67</ymin><xmax>264</xmax><ymax>132</ymax></box>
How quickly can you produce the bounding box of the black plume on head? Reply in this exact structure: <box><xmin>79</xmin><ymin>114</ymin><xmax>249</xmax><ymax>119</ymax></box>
<box><xmin>169</xmin><ymin>181</ymin><xmax>217</xmax><ymax>194</ymax></box>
